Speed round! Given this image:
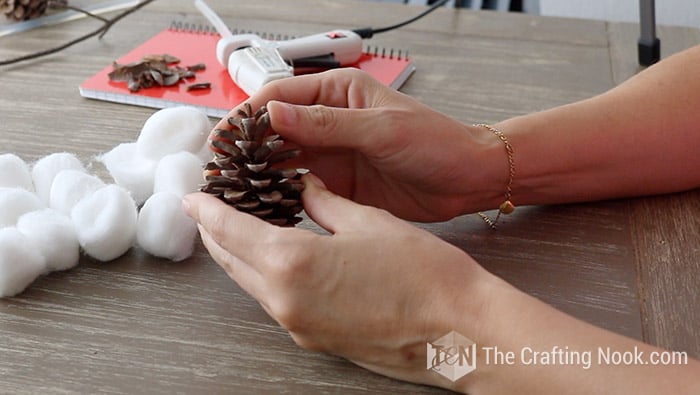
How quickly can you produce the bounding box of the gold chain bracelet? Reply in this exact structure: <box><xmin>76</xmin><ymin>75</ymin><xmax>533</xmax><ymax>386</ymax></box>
<box><xmin>474</xmin><ymin>123</ymin><xmax>515</xmax><ymax>229</ymax></box>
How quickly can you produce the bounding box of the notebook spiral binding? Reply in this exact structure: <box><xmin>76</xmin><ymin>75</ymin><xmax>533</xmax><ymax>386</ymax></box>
<box><xmin>168</xmin><ymin>21</ymin><xmax>410</xmax><ymax>61</ymax></box>
<box><xmin>169</xmin><ymin>21</ymin><xmax>296</xmax><ymax>40</ymax></box>
<box><xmin>365</xmin><ymin>45</ymin><xmax>409</xmax><ymax>61</ymax></box>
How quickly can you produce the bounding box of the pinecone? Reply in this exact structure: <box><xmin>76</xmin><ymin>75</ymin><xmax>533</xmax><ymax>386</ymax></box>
<box><xmin>1</xmin><ymin>0</ymin><xmax>66</xmax><ymax>21</ymax></box>
<box><xmin>201</xmin><ymin>103</ymin><xmax>305</xmax><ymax>227</ymax></box>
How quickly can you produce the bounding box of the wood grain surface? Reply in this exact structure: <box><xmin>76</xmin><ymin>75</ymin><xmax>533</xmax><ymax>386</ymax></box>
<box><xmin>1</xmin><ymin>1</ymin><xmax>698</xmax><ymax>393</ymax></box>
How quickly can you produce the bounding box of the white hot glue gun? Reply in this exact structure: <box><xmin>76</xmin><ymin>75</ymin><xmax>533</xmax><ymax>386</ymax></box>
<box><xmin>194</xmin><ymin>0</ymin><xmax>363</xmax><ymax>95</ymax></box>
<box><xmin>194</xmin><ymin>0</ymin><xmax>450</xmax><ymax>95</ymax></box>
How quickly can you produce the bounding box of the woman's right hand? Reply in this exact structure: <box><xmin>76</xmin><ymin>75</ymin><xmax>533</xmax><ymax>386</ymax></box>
<box><xmin>215</xmin><ymin>69</ymin><xmax>503</xmax><ymax>222</ymax></box>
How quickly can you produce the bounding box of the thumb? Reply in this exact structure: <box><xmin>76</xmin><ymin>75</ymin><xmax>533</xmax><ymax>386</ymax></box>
<box><xmin>267</xmin><ymin>100</ymin><xmax>379</xmax><ymax>151</ymax></box>
<box><xmin>301</xmin><ymin>173</ymin><xmax>368</xmax><ymax>234</ymax></box>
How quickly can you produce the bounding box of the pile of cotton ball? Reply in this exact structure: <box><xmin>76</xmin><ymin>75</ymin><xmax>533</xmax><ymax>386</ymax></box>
<box><xmin>0</xmin><ymin>106</ymin><xmax>211</xmax><ymax>297</ymax></box>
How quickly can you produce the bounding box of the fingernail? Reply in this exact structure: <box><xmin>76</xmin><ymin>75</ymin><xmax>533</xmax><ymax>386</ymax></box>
<box><xmin>268</xmin><ymin>100</ymin><xmax>297</xmax><ymax>127</ymax></box>
<box><xmin>303</xmin><ymin>173</ymin><xmax>327</xmax><ymax>189</ymax></box>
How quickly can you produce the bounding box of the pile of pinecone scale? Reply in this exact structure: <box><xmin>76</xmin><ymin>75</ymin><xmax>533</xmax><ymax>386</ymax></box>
<box><xmin>201</xmin><ymin>104</ymin><xmax>305</xmax><ymax>227</ymax></box>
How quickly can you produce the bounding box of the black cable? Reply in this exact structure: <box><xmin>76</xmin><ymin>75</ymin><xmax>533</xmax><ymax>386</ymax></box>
<box><xmin>353</xmin><ymin>0</ymin><xmax>451</xmax><ymax>39</ymax></box>
<box><xmin>0</xmin><ymin>0</ymin><xmax>156</xmax><ymax>67</ymax></box>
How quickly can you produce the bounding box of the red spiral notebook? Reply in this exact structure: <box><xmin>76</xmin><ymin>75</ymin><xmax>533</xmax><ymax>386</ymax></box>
<box><xmin>79</xmin><ymin>26</ymin><xmax>416</xmax><ymax>118</ymax></box>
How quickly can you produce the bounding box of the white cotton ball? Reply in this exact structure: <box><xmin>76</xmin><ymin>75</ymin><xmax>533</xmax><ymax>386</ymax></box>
<box><xmin>16</xmin><ymin>209</ymin><xmax>80</xmax><ymax>273</ymax></box>
<box><xmin>49</xmin><ymin>170</ymin><xmax>105</xmax><ymax>215</ymax></box>
<box><xmin>197</xmin><ymin>141</ymin><xmax>214</xmax><ymax>163</ymax></box>
<box><xmin>153</xmin><ymin>152</ymin><xmax>204</xmax><ymax>197</ymax></box>
<box><xmin>0</xmin><ymin>227</ymin><xmax>47</xmax><ymax>297</ymax></box>
<box><xmin>0</xmin><ymin>154</ymin><xmax>33</xmax><ymax>191</ymax></box>
<box><xmin>97</xmin><ymin>142</ymin><xmax>157</xmax><ymax>205</ymax></box>
<box><xmin>136</xmin><ymin>107</ymin><xmax>211</xmax><ymax>161</ymax></box>
<box><xmin>71</xmin><ymin>184</ymin><xmax>137</xmax><ymax>262</ymax></box>
<box><xmin>32</xmin><ymin>152</ymin><xmax>86</xmax><ymax>205</ymax></box>
<box><xmin>0</xmin><ymin>153</ymin><xmax>33</xmax><ymax>191</ymax></box>
<box><xmin>0</xmin><ymin>188</ymin><xmax>44</xmax><ymax>228</ymax></box>
<box><xmin>137</xmin><ymin>192</ymin><xmax>197</xmax><ymax>261</ymax></box>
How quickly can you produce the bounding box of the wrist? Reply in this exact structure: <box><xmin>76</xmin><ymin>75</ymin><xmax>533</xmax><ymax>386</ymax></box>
<box><xmin>419</xmin><ymin>253</ymin><xmax>504</xmax><ymax>392</ymax></box>
<box><xmin>460</xmin><ymin>123</ymin><xmax>516</xmax><ymax>215</ymax></box>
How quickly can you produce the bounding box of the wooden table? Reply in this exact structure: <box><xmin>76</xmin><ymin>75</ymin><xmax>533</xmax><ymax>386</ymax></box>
<box><xmin>1</xmin><ymin>1</ymin><xmax>698</xmax><ymax>393</ymax></box>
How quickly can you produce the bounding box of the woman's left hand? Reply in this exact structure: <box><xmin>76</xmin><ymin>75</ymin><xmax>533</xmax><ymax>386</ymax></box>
<box><xmin>183</xmin><ymin>173</ymin><xmax>491</xmax><ymax>389</ymax></box>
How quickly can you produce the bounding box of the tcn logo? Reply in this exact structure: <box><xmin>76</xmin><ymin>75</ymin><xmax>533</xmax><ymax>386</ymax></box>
<box><xmin>426</xmin><ymin>331</ymin><xmax>477</xmax><ymax>382</ymax></box>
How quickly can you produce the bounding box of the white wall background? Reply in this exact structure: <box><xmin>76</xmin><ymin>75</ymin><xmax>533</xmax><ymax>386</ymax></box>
<box><xmin>539</xmin><ymin>0</ymin><xmax>700</xmax><ymax>29</ymax></box>
<box><xmin>365</xmin><ymin>0</ymin><xmax>700</xmax><ymax>29</ymax></box>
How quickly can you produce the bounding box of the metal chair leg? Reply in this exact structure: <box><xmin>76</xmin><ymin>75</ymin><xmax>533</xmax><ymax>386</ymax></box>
<box><xmin>638</xmin><ymin>0</ymin><xmax>660</xmax><ymax>65</ymax></box>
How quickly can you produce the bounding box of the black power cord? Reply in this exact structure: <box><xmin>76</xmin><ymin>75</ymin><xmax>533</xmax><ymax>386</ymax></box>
<box><xmin>0</xmin><ymin>0</ymin><xmax>157</xmax><ymax>67</ymax></box>
<box><xmin>291</xmin><ymin>0</ymin><xmax>450</xmax><ymax>69</ymax></box>
<box><xmin>352</xmin><ymin>0</ymin><xmax>450</xmax><ymax>39</ymax></box>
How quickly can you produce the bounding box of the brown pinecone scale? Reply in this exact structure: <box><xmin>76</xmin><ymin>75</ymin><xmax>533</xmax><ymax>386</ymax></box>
<box><xmin>1</xmin><ymin>0</ymin><xmax>66</xmax><ymax>21</ymax></box>
<box><xmin>201</xmin><ymin>103</ymin><xmax>305</xmax><ymax>227</ymax></box>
